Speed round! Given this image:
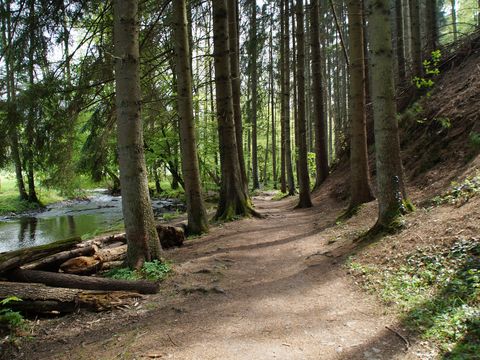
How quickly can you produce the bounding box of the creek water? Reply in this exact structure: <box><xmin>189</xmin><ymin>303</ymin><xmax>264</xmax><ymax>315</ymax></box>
<box><xmin>0</xmin><ymin>190</ymin><xmax>185</xmax><ymax>253</ymax></box>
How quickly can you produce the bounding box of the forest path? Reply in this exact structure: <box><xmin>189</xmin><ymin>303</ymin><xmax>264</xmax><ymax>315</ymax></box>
<box><xmin>20</xmin><ymin>192</ymin><xmax>412</xmax><ymax>360</ymax></box>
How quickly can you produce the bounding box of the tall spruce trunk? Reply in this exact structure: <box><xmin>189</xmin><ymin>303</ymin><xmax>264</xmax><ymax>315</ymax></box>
<box><xmin>280</xmin><ymin>0</ymin><xmax>287</xmax><ymax>193</ymax></box>
<box><xmin>26</xmin><ymin>0</ymin><xmax>38</xmax><ymax>203</ymax></box>
<box><xmin>269</xmin><ymin>5</ymin><xmax>277</xmax><ymax>189</ymax></box>
<box><xmin>212</xmin><ymin>0</ymin><xmax>256</xmax><ymax>220</ymax></box>
<box><xmin>295</xmin><ymin>0</ymin><xmax>312</xmax><ymax>208</ymax></box>
<box><xmin>310</xmin><ymin>0</ymin><xmax>329</xmax><ymax>189</ymax></box>
<box><xmin>347</xmin><ymin>0</ymin><xmax>374</xmax><ymax>209</ymax></box>
<box><xmin>425</xmin><ymin>0</ymin><xmax>438</xmax><ymax>53</ymax></box>
<box><xmin>284</xmin><ymin>0</ymin><xmax>296</xmax><ymax>196</ymax></box>
<box><xmin>395</xmin><ymin>0</ymin><xmax>406</xmax><ymax>85</ymax></box>
<box><xmin>450</xmin><ymin>0</ymin><xmax>457</xmax><ymax>42</ymax></box>
<box><xmin>173</xmin><ymin>0</ymin><xmax>209</xmax><ymax>235</ymax></box>
<box><xmin>250</xmin><ymin>0</ymin><xmax>260</xmax><ymax>190</ymax></box>
<box><xmin>409</xmin><ymin>0</ymin><xmax>422</xmax><ymax>76</ymax></box>
<box><xmin>366</xmin><ymin>0</ymin><xmax>410</xmax><ymax>228</ymax></box>
<box><xmin>227</xmin><ymin>0</ymin><xmax>248</xmax><ymax>191</ymax></box>
<box><xmin>113</xmin><ymin>0</ymin><xmax>162</xmax><ymax>269</ymax></box>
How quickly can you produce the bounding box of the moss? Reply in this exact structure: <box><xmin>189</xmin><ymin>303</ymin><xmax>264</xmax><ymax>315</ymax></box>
<box><xmin>336</xmin><ymin>205</ymin><xmax>363</xmax><ymax>223</ymax></box>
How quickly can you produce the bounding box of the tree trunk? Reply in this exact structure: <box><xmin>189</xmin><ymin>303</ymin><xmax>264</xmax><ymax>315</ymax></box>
<box><xmin>347</xmin><ymin>0</ymin><xmax>374</xmax><ymax>209</ymax></box>
<box><xmin>310</xmin><ymin>0</ymin><xmax>329</xmax><ymax>189</ymax></box>
<box><xmin>26</xmin><ymin>0</ymin><xmax>38</xmax><ymax>204</ymax></box>
<box><xmin>212</xmin><ymin>0</ymin><xmax>256</xmax><ymax>220</ymax></box>
<box><xmin>227</xmin><ymin>0</ymin><xmax>248</xmax><ymax>192</ymax></box>
<box><xmin>269</xmin><ymin>4</ymin><xmax>277</xmax><ymax>189</ymax></box>
<box><xmin>113</xmin><ymin>0</ymin><xmax>162</xmax><ymax>269</ymax></box>
<box><xmin>409</xmin><ymin>0</ymin><xmax>422</xmax><ymax>76</ymax></box>
<box><xmin>284</xmin><ymin>0</ymin><xmax>296</xmax><ymax>196</ymax></box>
<box><xmin>450</xmin><ymin>0</ymin><xmax>458</xmax><ymax>42</ymax></box>
<box><xmin>280</xmin><ymin>0</ymin><xmax>287</xmax><ymax>193</ymax></box>
<box><xmin>6</xmin><ymin>269</ymin><xmax>159</xmax><ymax>294</ymax></box>
<box><xmin>173</xmin><ymin>0</ymin><xmax>209</xmax><ymax>235</ymax></box>
<box><xmin>295</xmin><ymin>0</ymin><xmax>313</xmax><ymax>209</ymax></box>
<box><xmin>249</xmin><ymin>0</ymin><xmax>260</xmax><ymax>190</ymax></box>
<box><xmin>395</xmin><ymin>0</ymin><xmax>407</xmax><ymax>85</ymax></box>
<box><xmin>425</xmin><ymin>0</ymin><xmax>438</xmax><ymax>54</ymax></box>
<box><xmin>366</xmin><ymin>0</ymin><xmax>410</xmax><ymax>228</ymax></box>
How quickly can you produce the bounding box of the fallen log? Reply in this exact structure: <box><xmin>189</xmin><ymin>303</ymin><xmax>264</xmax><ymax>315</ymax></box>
<box><xmin>0</xmin><ymin>237</ymin><xmax>81</xmax><ymax>274</ymax></box>
<box><xmin>0</xmin><ymin>281</ymin><xmax>143</xmax><ymax>313</ymax></box>
<box><xmin>6</xmin><ymin>268</ymin><xmax>159</xmax><ymax>294</ymax></box>
<box><xmin>100</xmin><ymin>261</ymin><xmax>124</xmax><ymax>271</ymax></box>
<box><xmin>59</xmin><ymin>245</ymin><xmax>127</xmax><ymax>275</ymax></box>
<box><xmin>22</xmin><ymin>245</ymin><xmax>97</xmax><ymax>271</ymax></box>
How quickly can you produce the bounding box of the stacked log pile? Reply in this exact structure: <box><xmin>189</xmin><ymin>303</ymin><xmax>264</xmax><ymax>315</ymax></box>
<box><xmin>0</xmin><ymin>225</ymin><xmax>184</xmax><ymax>315</ymax></box>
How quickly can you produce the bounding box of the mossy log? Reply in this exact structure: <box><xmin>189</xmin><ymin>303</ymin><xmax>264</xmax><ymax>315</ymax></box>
<box><xmin>0</xmin><ymin>237</ymin><xmax>81</xmax><ymax>274</ymax></box>
<box><xmin>6</xmin><ymin>268</ymin><xmax>159</xmax><ymax>294</ymax></box>
<box><xmin>0</xmin><ymin>281</ymin><xmax>143</xmax><ymax>313</ymax></box>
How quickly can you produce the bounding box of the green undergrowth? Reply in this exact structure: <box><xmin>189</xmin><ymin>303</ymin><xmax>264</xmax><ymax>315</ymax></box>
<box><xmin>104</xmin><ymin>260</ymin><xmax>172</xmax><ymax>281</ymax></box>
<box><xmin>432</xmin><ymin>172</ymin><xmax>480</xmax><ymax>206</ymax></box>
<box><xmin>348</xmin><ymin>238</ymin><xmax>480</xmax><ymax>358</ymax></box>
<box><xmin>272</xmin><ymin>191</ymin><xmax>289</xmax><ymax>201</ymax></box>
<box><xmin>0</xmin><ymin>297</ymin><xmax>25</xmax><ymax>334</ymax></box>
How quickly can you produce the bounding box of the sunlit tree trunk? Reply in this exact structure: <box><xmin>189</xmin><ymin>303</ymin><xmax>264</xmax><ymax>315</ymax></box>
<box><xmin>280</xmin><ymin>0</ymin><xmax>287</xmax><ymax>193</ymax></box>
<box><xmin>249</xmin><ymin>0</ymin><xmax>260</xmax><ymax>190</ymax></box>
<box><xmin>295</xmin><ymin>0</ymin><xmax>312</xmax><ymax>208</ymax></box>
<box><xmin>310</xmin><ymin>0</ymin><xmax>329</xmax><ymax>189</ymax></box>
<box><xmin>450</xmin><ymin>0</ymin><xmax>458</xmax><ymax>42</ymax></box>
<box><xmin>366</xmin><ymin>0</ymin><xmax>410</xmax><ymax>228</ymax></box>
<box><xmin>113</xmin><ymin>0</ymin><xmax>162</xmax><ymax>269</ymax></box>
<box><xmin>227</xmin><ymin>0</ymin><xmax>247</xmax><ymax>191</ymax></box>
<box><xmin>173</xmin><ymin>0</ymin><xmax>209</xmax><ymax>235</ymax></box>
<box><xmin>212</xmin><ymin>0</ymin><xmax>256</xmax><ymax>220</ymax></box>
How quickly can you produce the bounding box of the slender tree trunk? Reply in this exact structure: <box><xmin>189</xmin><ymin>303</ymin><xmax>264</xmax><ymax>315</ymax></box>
<box><xmin>395</xmin><ymin>0</ymin><xmax>406</xmax><ymax>85</ymax></box>
<box><xmin>347</xmin><ymin>0</ymin><xmax>374</xmax><ymax>209</ymax></box>
<box><xmin>295</xmin><ymin>0</ymin><xmax>313</xmax><ymax>208</ymax></box>
<box><xmin>284</xmin><ymin>0</ymin><xmax>296</xmax><ymax>196</ymax></box>
<box><xmin>409</xmin><ymin>0</ymin><xmax>422</xmax><ymax>76</ymax></box>
<box><xmin>366</xmin><ymin>0</ymin><xmax>410</xmax><ymax>228</ymax></box>
<box><xmin>212</xmin><ymin>0</ymin><xmax>256</xmax><ymax>220</ymax></box>
<box><xmin>269</xmin><ymin>4</ymin><xmax>277</xmax><ymax>189</ymax></box>
<box><xmin>280</xmin><ymin>0</ymin><xmax>287</xmax><ymax>193</ymax></box>
<box><xmin>250</xmin><ymin>0</ymin><xmax>260</xmax><ymax>190</ymax></box>
<box><xmin>310</xmin><ymin>0</ymin><xmax>329</xmax><ymax>189</ymax></box>
<box><xmin>113</xmin><ymin>0</ymin><xmax>162</xmax><ymax>269</ymax></box>
<box><xmin>173</xmin><ymin>0</ymin><xmax>209</xmax><ymax>235</ymax></box>
<box><xmin>27</xmin><ymin>0</ymin><xmax>38</xmax><ymax>204</ymax></box>
<box><xmin>450</xmin><ymin>0</ymin><xmax>458</xmax><ymax>42</ymax></box>
<box><xmin>425</xmin><ymin>0</ymin><xmax>438</xmax><ymax>53</ymax></box>
<box><xmin>227</xmin><ymin>0</ymin><xmax>248</xmax><ymax>191</ymax></box>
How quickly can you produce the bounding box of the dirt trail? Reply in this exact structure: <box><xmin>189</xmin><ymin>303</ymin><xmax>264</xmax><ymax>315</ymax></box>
<box><xmin>17</xmin><ymin>191</ymin><xmax>413</xmax><ymax>360</ymax></box>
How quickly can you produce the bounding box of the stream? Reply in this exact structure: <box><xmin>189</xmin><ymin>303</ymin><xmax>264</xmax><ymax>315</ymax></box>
<box><xmin>0</xmin><ymin>190</ymin><xmax>185</xmax><ymax>253</ymax></box>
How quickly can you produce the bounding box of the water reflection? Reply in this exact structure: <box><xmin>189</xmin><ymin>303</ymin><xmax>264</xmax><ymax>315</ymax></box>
<box><xmin>0</xmin><ymin>191</ymin><xmax>185</xmax><ymax>253</ymax></box>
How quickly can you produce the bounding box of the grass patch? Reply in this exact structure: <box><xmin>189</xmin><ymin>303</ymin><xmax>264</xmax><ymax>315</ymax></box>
<box><xmin>104</xmin><ymin>260</ymin><xmax>172</xmax><ymax>281</ymax></box>
<box><xmin>348</xmin><ymin>238</ymin><xmax>480</xmax><ymax>358</ymax></box>
<box><xmin>0</xmin><ymin>174</ymin><xmax>64</xmax><ymax>215</ymax></box>
<box><xmin>272</xmin><ymin>191</ymin><xmax>288</xmax><ymax>201</ymax></box>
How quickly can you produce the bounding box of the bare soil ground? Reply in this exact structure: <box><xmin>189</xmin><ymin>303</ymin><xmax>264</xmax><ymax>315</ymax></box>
<box><xmin>7</xmin><ymin>171</ymin><xmax>466</xmax><ymax>360</ymax></box>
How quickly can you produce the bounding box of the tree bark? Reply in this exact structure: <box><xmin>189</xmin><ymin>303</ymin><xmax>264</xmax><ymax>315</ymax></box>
<box><xmin>295</xmin><ymin>0</ymin><xmax>313</xmax><ymax>208</ymax></box>
<box><xmin>280</xmin><ymin>0</ymin><xmax>287</xmax><ymax>193</ymax></box>
<box><xmin>409</xmin><ymin>0</ymin><xmax>422</xmax><ymax>76</ymax></box>
<box><xmin>227</xmin><ymin>0</ymin><xmax>248</xmax><ymax>192</ymax></box>
<box><xmin>310</xmin><ymin>0</ymin><xmax>329</xmax><ymax>189</ymax></box>
<box><xmin>250</xmin><ymin>0</ymin><xmax>260</xmax><ymax>190</ymax></box>
<box><xmin>347</xmin><ymin>0</ymin><xmax>374</xmax><ymax>209</ymax></box>
<box><xmin>284</xmin><ymin>0</ymin><xmax>296</xmax><ymax>196</ymax></box>
<box><xmin>212</xmin><ymin>0</ymin><xmax>256</xmax><ymax>220</ymax></box>
<box><xmin>22</xmin><ymin>245</ymin><xmax>96</xmax><ymax>271</ymax></box>
<box><xmin>425</xmin><ymin>0</ymin><xmax>438</xmax><ymax>53</ymax></box>
<box><xmin>7</xmin><ymin>268</ymin><xmax>159</xmax><ymax>294</ymax></box>
<box><xmin>395</xmin><ymin>0</ymin><xmax>407</xmax><ymax>85</ymax></box>
<box><xmin>450</xmin><ymin>0</ymin><xmax>458</xmax><ymax>42</ymax></box>
<box><xmin>366</xmin><ymin>0</ymin><xmax>410</xmax><ymax>228</ymax></box>
<box><xmin>173</xmin><ymin>0</ymin><xmax>209</xmax><ymax>235</ymax></box>
<box><xmin>113</xmin><ymin>0</ymin><xmax>162</xmax><ymax>269</ymax></box>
